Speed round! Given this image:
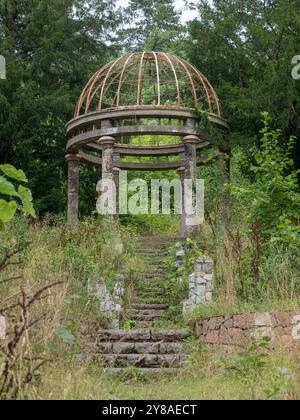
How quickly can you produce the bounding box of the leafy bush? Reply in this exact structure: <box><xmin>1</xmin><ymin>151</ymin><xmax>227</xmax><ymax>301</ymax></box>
<box><xmin>0</xmin><ymin>163</ymin><xmax>35</xmax><ymax>229</ymax></box>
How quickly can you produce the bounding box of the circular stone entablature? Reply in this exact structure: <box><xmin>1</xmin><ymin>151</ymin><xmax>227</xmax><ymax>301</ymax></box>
<box><xmin>66</xmin><ymin>52</ymin><xmax>228</xmax><ymax>162</ymax></box>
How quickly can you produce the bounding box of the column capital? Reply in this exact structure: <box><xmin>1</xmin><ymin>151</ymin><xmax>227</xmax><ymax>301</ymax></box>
<box><xmin>98</xmin><ymin>135</ymin><xmax>115</xmax><ymax>146</ymax></box>
<box><xmin>65</xmin><ymin>153</ymin><xmax>81</xmax><ymax>162</ymax></box>
<box><xmin>183</xmin><ymin>135</ymin><xmax>200</xmax><ymax>145</ymax></box>
<box><xmin>177</xmin><ymin>166</ymin><xmax>186</xmax><ymax>174</ymax></box>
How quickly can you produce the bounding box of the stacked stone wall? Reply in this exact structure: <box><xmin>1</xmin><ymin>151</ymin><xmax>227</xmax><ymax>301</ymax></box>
<box><xmin>194</xmin><ymin>311</ymin><xmax>300</xmax><ymax>351</ymax></box>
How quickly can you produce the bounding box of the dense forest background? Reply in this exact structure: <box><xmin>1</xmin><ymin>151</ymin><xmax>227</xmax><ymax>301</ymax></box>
<box><xmin>0</xmin><ymin>0</ymin><xmax>300</xmax><ymax>216</ymax></box>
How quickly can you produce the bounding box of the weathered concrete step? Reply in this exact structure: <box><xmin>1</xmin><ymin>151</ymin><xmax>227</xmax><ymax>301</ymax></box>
<box><xmin>138</xmin><ymin>320</ymin><xmax>157</xmax><ymax>328</ymax></box>
<box><xmin>135</xmin><ymin>297</ymin><xmax>168</xmax><ymax>305</ymax></box>
<box><xmin>90</xmin><ymin>341</ymin><xmax>186</xmax><ymax>354</ymax></box>
<box><xmin>141</xmin><ymin>254</ymin><xmax>169</xmax><ymax>260</ymax></box>
<box><xmin>141</xmin><ymin>276</ymin><xmax>166</xmax><ymax>282</ymax></box>
<box><xmin>126</xmin><ymin>309</ymin><xmax>166</xmax><ymax>317</ymax></box>
<box><xmin>137</xmin><ymin>237</ymin><xmax>180</xmax><ymax>244</ymax></box>
<box><xmin>144</xmin><ymin>261</ymin><xmax>169</xmax><ymax>267</ymax></box>
<box><xmin>143</xmin><ymin>268</ymin><xmax>168</xmax><ymax>275</ymax></box>
<box><xmin>130</xmin><ymin>304</ymin><xmax>169</xmax><ymax>310</ymax></box>
<box><xmin>105</xmin><ymin>367</ymin><xmax>180</xmax><ymax>375</ymax></box>
<box><xmin>143</xmin><ymin>264</ymin><xmax>168</xmax><ymax>269</ymax></box>
<box><xmin>138</xmin><ymin>288</ymin><xmax>165</xmax><ymax>295</ymax></box>
<box><xmin>102</xmin><ymin>354</ymin><xmax>185</xmax><ymax>368</ymax></box>
<box><xmin>136</xmin><ymin>250</ymin><xmax>170</xmax><ymax>256</ymax></box>
<box><xmin>137</xmin><ymin>236</ymin><xmax>180</xmax><ymax>243</ymax></box>
<box><xmin>96</xmin><ymin>328</ymin><xmax>190</xmax><ymax>342</ymax></box>
<box><xmin>125</xmin><ymin>314</ymin><xmax>165</xmax><ymax>322</ymax></box>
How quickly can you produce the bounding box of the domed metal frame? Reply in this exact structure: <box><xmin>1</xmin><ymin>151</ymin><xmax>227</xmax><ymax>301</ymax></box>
<box><xmin>66</xmin><ymin>52</ymin><xmax>229</xmax><ymax>236</ymax></box>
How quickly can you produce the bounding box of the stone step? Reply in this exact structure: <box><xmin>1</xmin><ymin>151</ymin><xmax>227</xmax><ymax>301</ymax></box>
<box><xmin>141</xmin><ymin>275</ymin><xmax>166</xmax><ymax>281</ymax></box>
<box><xmin>138</xmin><ymin>287</ymin><xmax>165</xmax><ymax>295</ymax></box>
<box><xmin>143</xmin><ymin>267</ymin><xmax>169</xmax><ymax>273</ymax></box>
<box><xmin>142</xmin><ymin>270</ymin><xmax>167</xmax><ymax>275</ymax></box>
<box><xmin>126</xmin><ymin>309</ymin><xmax>166</xmax><ymax>317</ymax></box>
<box><xmin>130</xmin><ymin>304</ymin><xmax>169</xmax><ymax>310</ymax></box>
<box><xmin>102</xmin><ymin>353</ymin><xmax>185</xmax><ymax>368</ymax></box>
<box><xmin>137</xmin><ymin>236</ymin><xmax>180</xmax><ymax>242</ymax></box>
<box><xmin>144</xmin><ymin>260</ymin><xmax>169</xmax><ymax>266</ymax></box>
<box><xmin>96</xmin><ymin>328</ymin><xmax>190</xmax><ymax>342</ymax></box>
<box><xmin>105</xmin><ymin>367</ymin><xmax>180</xmax><ymax>375</ymax></box>
<box><xmin>125</xmin><ymin>314</ymin><xmax>164</xmax><ymax>322</ymax></box>
<box><xmin>137</xmin><ymin>320</ymin><xmax>157</xmax><ymax>328</ymax></box>
<box><xmin>135</xmin><ymin>297</ymin><xmax>168</xmax><ymax>305</ymax></box>
<box><xmin>90</xmin><ymin>341</ymin><xmax>186</xmax><ymax>355</ymax></box>
<box><xmin>135</xmin><ymin>249</ymin><xmax>170</xmax><ymax>256</ymax></box>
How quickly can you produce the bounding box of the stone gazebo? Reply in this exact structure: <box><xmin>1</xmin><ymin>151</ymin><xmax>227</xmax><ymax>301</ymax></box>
<box><xmin>65</xmin><ymin>52</ymin><xmax>228</xmax><ymax>237</ymax></box>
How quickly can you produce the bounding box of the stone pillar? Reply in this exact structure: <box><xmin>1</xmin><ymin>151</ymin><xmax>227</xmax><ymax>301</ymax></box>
<box><xmin>98</xmin><ymin>128</ymin><xmax>116</xmax><ymax>218</ymax></box>
<box><xmin>113</xmin><ymin>167</ymin><xmax>121</xmax><ymax>222</ymax></box>
<box><xmin>177</xmin><ymin>166</ymin><xmax>186</xmax><ymax>239</ymax></box>
<box><xmin>66</xmin><ymin>154</ymin><xmax>81</xmax><ymax>226</ymax></box>
<box><xmin>100</xmin><ymin>136</ymin><xmax>115</xmax><ymax>181</ymax></box>
<box><xmin>184</xmin><ymin>135</ymin><xmax>200</xmax><ymax>237</ymax></box>
<box><xmin>183</xmin><ymin>134</ymin><xmax>198</xmax><ymax>183</ymax></box>
<box><xmin>183</xmin><ymin>256</ymin><xmax>214</xmax><ymax>316</ymax></box>
<box><xmin>100</xmin><ymin>119</ymin><xmax>115</xmax><ymax>182</ymax></box>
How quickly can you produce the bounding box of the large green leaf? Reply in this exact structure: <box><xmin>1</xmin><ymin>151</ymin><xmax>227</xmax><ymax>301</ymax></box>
<box><xmin>18</xmin><ymin>185</ymin><xmax>36</xmax><ymax>217</ymax></box>
<box><xmin>0</xmin><ymin>164</ymin><xmax>28</xmax><ymax>183</ymax></box>
<box><xmin>56</xmin><ymin>327</ymin><xmax>76</xmax><ymax>345</ymax></box>
<box><xmin>0</xmin><ymin>176</ymin><xmax>20</xmax><ymax>198</ymax></box>
<box><xmin>0</xmin><ymin>199</ymin><xmax>18</xmax><ymax>224</ymax></box>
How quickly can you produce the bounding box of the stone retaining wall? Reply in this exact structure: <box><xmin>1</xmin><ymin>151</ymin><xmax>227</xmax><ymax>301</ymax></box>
<box><xmin>194</xmin><ymin>310</ymin><xmax>300</xmax><ymax>351</ymax></box>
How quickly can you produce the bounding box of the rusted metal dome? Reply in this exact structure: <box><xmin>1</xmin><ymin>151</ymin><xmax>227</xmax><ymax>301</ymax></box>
<box><xmin>75</xmin><ymin>52</ymin><xmax>221</xmax><ymax>117</ymax></box>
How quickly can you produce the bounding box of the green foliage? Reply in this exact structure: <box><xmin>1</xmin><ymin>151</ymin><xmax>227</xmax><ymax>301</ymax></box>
<box><xmin>0</xmin><ymin>163</ymin><xmax>35</xmax><ymax>227</ymax></box>
<box><xmin>0</xmin><ymin>0</ymin><xmax>120</xmax><ymax>216</ymax></box>
<box><xmin>56</xmin><ymin>325</ymin><xmax>77</xmax><ymax>345</ymax></box>
<box><xmin>221</xmin><ymin>335</ymin><xmax>272</xmax><ymax>382</ymax></box>
<box><xmin>118</xmin><ymin>0</ymin><xmax>184</xmax><ymax>51</ymax></box>
<box><xmin>221</xmin><ymin>334</ymin><xmax>293</xmax><ymax>399</ymax></box>
<box><xmin>186</xmin><ymin>0</ymin><xmax>300</xmax><ymax>169</ymax></box>
<box><xmin>229</xmin><ymin>114</ymin><xmax>300</xmax><ymax>244</ymax></box>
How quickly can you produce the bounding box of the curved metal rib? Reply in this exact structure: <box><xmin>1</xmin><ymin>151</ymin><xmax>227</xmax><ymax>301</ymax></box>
<box><xmin>152</xmin><ymin>52</ymin><xmax>161</xmax><ymax>106</ymax></box>
<box><xmin>174</xmin><ymin>55</ymin><xmax>198</xmax><ymax>106</ymax></box>
<box><xmin>160</xmin><ymin>52</ymin><xmax>181</xmax><ymax>106</ymax></box>
<box><xmin>116</xmin><ymin>52</ymin><xmax>137</xmax><ymax>107</ymax></box>
<box><xmin>181</xmin><ymin>58</ymin><xmax>213</xmax><ymax>113</ymax></box>
<box><xmin>137</xmin><ymin>52</ymin><xmax>146</xmax><ymax>105</ymax></box>
<box><xmin>75</xmin><ymin>63</ymin><xmax>109</xmax><ymax>117</ymax></box>
<box><xmin>98</xmin><ymin>55</ymin><xmax>126</xmax><ymax>110</ymax></box>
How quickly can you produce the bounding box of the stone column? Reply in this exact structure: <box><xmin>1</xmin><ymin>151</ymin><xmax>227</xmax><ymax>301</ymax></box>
<box><xmin>113</xmin><ymin>167</ymin><xmax>121</xmax><ymax>222</ymax></box>
<box><xmin>183</xmin><ymin>134</ymin><xmax>200</xmax><ymax>237</ymax></box>
<box><xmin>98</xmin><ymin>130</ymin><xmax>116</xmax><ymax>218</ymax></box>
<box><xmin>100</xmin><ymin>135</ymin><xmax>115</xmax><ymax>181</ymax></box>
<box><xmin>66</xmin><ymin>153</ymin><xmax>81</xmax><ymax>226</ymax></box>
<box><xmin>183</xmin><ymin>134</ymin><xmax>198</xmax><ymax>181</ymax></box>
<box><xmin>177</xmin><ymin>166</ymin><xmax>186</xmax><ymax>239</ymax></box>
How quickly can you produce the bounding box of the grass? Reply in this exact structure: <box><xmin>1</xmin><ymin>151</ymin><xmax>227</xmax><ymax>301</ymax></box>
<box><xmin>29</xmin><ymin>346</ymin><xmax>300</xmax><ymax>400</ymax></box>
<box><xmin>1</xmin><ymin>216</ymin><xmax>300</xmax><ymax>400</ymax></box>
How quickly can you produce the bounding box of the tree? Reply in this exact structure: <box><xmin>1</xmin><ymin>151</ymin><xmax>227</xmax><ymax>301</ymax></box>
<box><xmin>186</xmin><ymin>0</ymin><xmax>300</xmax><ymax>170</ymax></box>
<box><xmin>0</xmin><ymin>0</ymin><xmax>120</xmax><ymax>216</ymax></box>
<box><xmin>229</xmin><ymin>114</ymin><xmax>300</xmax><ymax>285</ymax></box>
<box><xmin>118</xmin><ymin>0</ymin><xmax>184</xmax><ymax>52</ymax></box>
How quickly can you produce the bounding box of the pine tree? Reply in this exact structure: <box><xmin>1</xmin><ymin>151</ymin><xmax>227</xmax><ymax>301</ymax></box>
<box><xmin>186</xmin><ymin>0</ymin><xmax>300</xmax><ymax>170</ymax></box>
<box><xmin>0</xmin><ymin>0</ymin><xmax>120</xmax><ymax>214</ymax></box>
<box><xmin>118</xmin><ymin>0</ymin><xmax>184</xmax><ymax>52</ymax></box>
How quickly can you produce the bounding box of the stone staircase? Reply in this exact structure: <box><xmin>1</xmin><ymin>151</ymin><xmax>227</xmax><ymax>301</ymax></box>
<box><xmin>90</xmin><ymin>237</ymin><xmax>190</xmax><ymax>374</ymax></box>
